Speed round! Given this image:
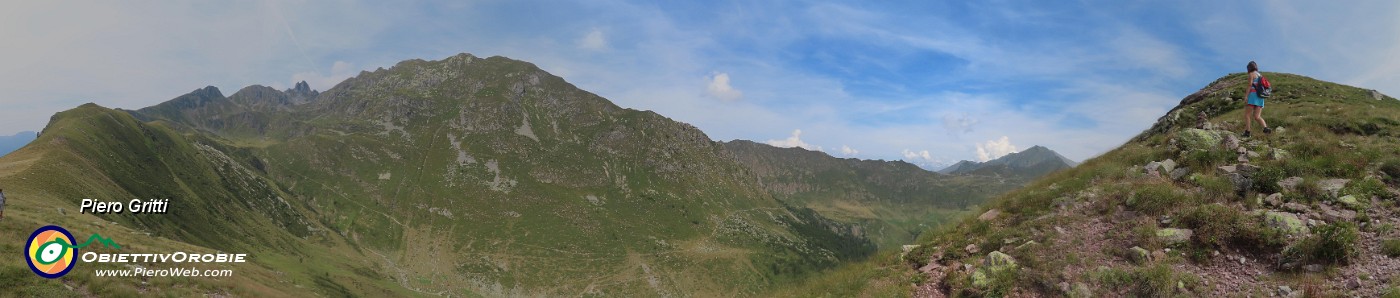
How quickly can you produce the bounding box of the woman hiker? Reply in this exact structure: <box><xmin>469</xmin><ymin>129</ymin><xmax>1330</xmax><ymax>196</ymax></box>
<box><xmin>1243</xmin><ymin>61</ymin><xmax>1271</xmax><ymax>137</ymax></box>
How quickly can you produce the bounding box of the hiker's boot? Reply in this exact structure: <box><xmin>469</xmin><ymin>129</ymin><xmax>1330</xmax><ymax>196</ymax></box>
<box><xmin>1243</xmin><ymin>130</ymin><xmax>1252</xmax><ymax>138</ymax></box>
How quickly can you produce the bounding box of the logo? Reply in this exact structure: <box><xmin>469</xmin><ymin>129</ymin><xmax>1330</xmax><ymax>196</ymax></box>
<box><xmin>26</xmin><ymin>225</ymin><xmax>77</xmax><ymax>278</ymax></box>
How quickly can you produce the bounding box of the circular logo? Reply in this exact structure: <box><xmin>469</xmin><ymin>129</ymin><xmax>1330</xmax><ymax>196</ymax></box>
<box><xmin>26</xmin><ymin>225</ymin><xmax>77</xmax><ymax>278</ymax></box>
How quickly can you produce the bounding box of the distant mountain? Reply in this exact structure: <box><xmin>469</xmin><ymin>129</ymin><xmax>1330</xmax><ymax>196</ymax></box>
<box><xmin>721</xmin><ymin>140</ymin><xmax>1022</xmax><ymax>249</ymax></box>
<box><xmin>0</xmin><ymin>53</ymin><xmax>872</xmax><ymax>296</ymax></box>
<box><xmin>937</xmin><ymin>145</ymin><xmax>1077</xmax><ymax>179</ymax></box>
<box><xmin>0</xmin><ymin>131</ymin><xmax>36</xmax><ymax>157</ymax></box>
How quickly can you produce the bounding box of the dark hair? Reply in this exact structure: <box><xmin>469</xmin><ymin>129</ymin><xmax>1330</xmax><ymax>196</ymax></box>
<box><xmin>1247</xmin><ymin>61</ymin><xmax>1258</xmax><ymax>73</ymax></box>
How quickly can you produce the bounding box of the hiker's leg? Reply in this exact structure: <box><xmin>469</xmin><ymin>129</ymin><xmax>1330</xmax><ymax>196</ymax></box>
<box><xmin>1248</xmin><ymin>105</ymin><xmax>1260</xmax><ymax>131</ymax></box>
<box><xmin>1255</xmin><ymin>105</ymin><xmax>1268</xmax><ymax>128</ymax></box>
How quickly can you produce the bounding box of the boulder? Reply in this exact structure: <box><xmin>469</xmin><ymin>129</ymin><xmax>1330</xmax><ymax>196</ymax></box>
<box><xmin>1156</xmin><ymin>228</ymin><xmax>1193</xmax><ymax>245</ymax></box>
<box><xmin>1318</xmin><ymin>179</ymin><xmax>1350</xmax><ymax>198</ymax></box>
<box><xmin>1336</xmin><ymin>195</ymin><xmax>1365</xmax><ymax>210</ymax></box>
<box><xmin>1218</xmin><ymin>165</ymin><xmax>1237</xmax><ymax>174</ymax></box>
<box><xmin>1270</xmin><ymin>148</ymin><xmax>1288</xmax><ymax>160</ymax></box>
<box><xmin>1169</xmin><ymin>167</ymin><xmax>1189</xmax><ymax>181</ymax></box>
<box><xmin>978</xmin><ymin>209</ymin><xmax>1002</xmax><ymax>221</ymax></box>
<box><xmin>965</xmin><ymin>243</ymin><xmax>979</xmax><ymax>254</ymax></box>
<box><xmin>1317</xmin><ymin>204</ymin><xmax>1357</xmax><ymax>222</ymax></box>
<box><xmin>1236</xmin><ymin>164</ymin><xmax>1260</xmax><ymax>176</ymax></box>
<box><xmin>1223</xmin><ymin>134</ymin><xmax>1242</xmax><ymax>151</ymax></box>
<box><xmin>901</xmin><ymin>245</ymin><xmax>920</xmax><ymax>256</ymax></box>
<box><xmin>1129</xmin><ymin>246</ymin><xmax>1151</xmax><ymax>264</ymax></box>
<box><xmin>1282</xmin><ymin>202</ymin><xmax>1309</xmax><ymax>213</ymax></box>
<box><xmin>1264</xmin><ymin>211</ymin><xmax>1309</xmax><ymax>235</ymax></box>
<box><xmin>1159</xmin><ymin>159</ymin><xmax>1177</xmax><ymax>173</ymax></box>
<box><xmin>1016</xmin><ymin>240</ymin><xmax>1039</xmax><ymax>251</ymax></box>
<box><xmin>1278</xmin><ymin>177</ymin><xmax>1304</xmax><ymax>192</ymax></box>
<box><xmin>1176</xmin><ymin>128</ymin><xmax>1222</xmax><ymax>152</ymax></box>
<box><xmin>1145</xmin><ymin>161</ymin><xmax>1163</xmax><ymax>177</ymax></box>
<box><xmin>1228</xmin><ymin>173</ymin><xmax>1252</xmax><ymax>197</ymax></box>
<box><xmin>971</xmin><ymin>251</ymin><xmax>1018</xmax><ymax>288</ymax></box>
<box><xmin>1372</xmin><ymin>89</ymin><xmax>1386</xmax><ymax>101</ymax></box>
<box><xmin>1264</xmin><ymin>193</ymin><xmax>1284</xmax><ymax>207</ymax></box>
<box><xmin>1196</xmin><ymin>111</ymin><xmax>1210</xmax><ymax>129</ymax></box>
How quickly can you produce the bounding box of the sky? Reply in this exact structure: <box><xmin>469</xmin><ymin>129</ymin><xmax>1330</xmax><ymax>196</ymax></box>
<box><xmin>3</xmin><ymin>1</ymin><xmax>1399</xmax><ymax>169</ymax></box>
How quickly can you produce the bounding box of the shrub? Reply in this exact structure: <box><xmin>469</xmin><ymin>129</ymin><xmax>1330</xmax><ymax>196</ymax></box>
<box><xmin>1094</xmin><ymin>264</ymin><xmax>1198</xmax><ymax>297</ymax></box>
<box><xmin>1284</xmin><ymin>177</ymin><xmax>1326</xmax><ymax>203</ymax></box>
<box><xmin>1127</xmin><ymin>183</ymin><xmax>1196</xmax><ymax>215</ymax></box>
<box><xmin>1253</xmin><ymin>165</ymin><xmax>1287</xmax><ymax>194</ymax></box>
<box><xmin>1381</xmin><ymin>159</ymin><xmax>1400</xmax><ymax>185</ymax></box>
<box><xmin>1177</xmin><ymin>204</ymin><xmax>1284</xmax><ymax>254</ymax></box>
<box><xmin>1348</xmin><ymin>178</ymin><xmax>1390</xmax><ymax>200</ymax></box>
<box><xmin>1181</xmin><ymin>150</ymin><xmax>1230</xmax><ymax>172</ymax></box>
<box><xmin>1382</xmin><ymin>239</ymin><xmax>1400</xmax><ymax>258</ymax></box>
<box><xmin>1307</xmin><ymin>222</ymin><xmax>1360</xmax><ymax>264</ymax></box>
<box><xmin>1195</xmin><ymin>174</ymin><xmax>1236</xmax><ymax>202</ymax></box>
<box><xmin>1178</xmin><ymin>204</ymin><xmax>1239</xmax><ymax>249</ymax></box>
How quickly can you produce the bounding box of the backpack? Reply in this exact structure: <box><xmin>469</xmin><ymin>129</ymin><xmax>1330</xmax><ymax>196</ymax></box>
<box><xmin>1255</xmin><ymin>74</ymin><xmax>1272</xmax><ymax>98</ymax></box>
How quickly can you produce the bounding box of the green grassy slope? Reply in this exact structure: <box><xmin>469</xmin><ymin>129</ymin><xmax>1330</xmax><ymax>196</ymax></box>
<box><xmin>899</xmin><ymin>73</ymin><xmax>1400</xmax><ymax>296</ymax></box>
<box><xmin>721</xmin><ymin>140</ymin><xmax>1019</xmax><ymax>250</ymax></box>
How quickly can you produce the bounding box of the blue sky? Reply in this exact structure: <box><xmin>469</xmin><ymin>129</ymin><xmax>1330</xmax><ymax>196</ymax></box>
<box><xmin>3</xmin><ymin>1</ymin><xmax>1398</xmax><ymax>168</ymax></box>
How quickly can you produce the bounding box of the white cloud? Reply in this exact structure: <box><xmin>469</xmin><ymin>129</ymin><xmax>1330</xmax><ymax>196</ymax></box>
<box><xmin>578</xmin><ymin>28</ymin><xmax>608</xmax><ymax>50</ymax></box>
<box><xmin>975</xmin><ymin>136</ymin><xmax>1018</xmax><ymax>162</ymax></box>
<box><xmin>705</xmin><ymin>72</ymin><xmax>743</xmax><ymax>101</ymax></box>
<box><xmin>839</xmin><ymin>145</ymin><xmax>859</xmax><ymax>156</ymax></box>
<box><xmin>766</xmin><ymin>129</ymin><xmax>821</xmax><ymax>151</ymax></box>
<box><xmin>902</xmin><ymin>149</ymin><xmax>932</xmax><ymax>160</ymax></box>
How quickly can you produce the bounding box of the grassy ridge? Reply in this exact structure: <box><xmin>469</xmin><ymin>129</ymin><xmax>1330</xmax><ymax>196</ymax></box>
<box><xmin>900</xmin><ymin>72</ymin><xmax>1400</xmax><ymax>296</ymax></box>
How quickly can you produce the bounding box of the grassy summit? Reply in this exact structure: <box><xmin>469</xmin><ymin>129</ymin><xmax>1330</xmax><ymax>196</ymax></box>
<box><xmin>900</xmin><ymin>72</ymin><xmax>1400</xmax><ymax>296</ymax></box>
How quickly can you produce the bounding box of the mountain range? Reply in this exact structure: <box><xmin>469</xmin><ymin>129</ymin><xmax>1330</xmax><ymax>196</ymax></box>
<box><xmin>938</xmin><ymin>145</ymin><xmax>1079</xmax><ymax>179</ymax></box>
<box><xmin>0</xmin><ymin>131</ymin><xmax>35</xmax><ymax>157</ymax></box>
<box><xmin>0</xmin><ymin>53</ymin><xmax>1072</xmax><ymax>296</ymax></box>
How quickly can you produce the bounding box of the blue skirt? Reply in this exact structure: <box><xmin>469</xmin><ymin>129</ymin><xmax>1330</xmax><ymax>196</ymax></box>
<box><xmin>1247</xmin><ymin>92</ymin><xmax>1265</xmax><ymax>107</ymax></box>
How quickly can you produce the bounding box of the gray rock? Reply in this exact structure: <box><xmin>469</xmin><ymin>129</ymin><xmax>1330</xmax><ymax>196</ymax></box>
<box><xmin>1336</xmin><ymin>195</ymin><xmax>1365</xmax><ymax>210</ymax></box>
<box><xmin>1303</xmin><ymin>264</ymin><xmax>1323</xmax><ymax>272</ymax></box>
<box><xmin>1318</xmin><ymin>179</ymin><xmax>1350</xmax><ymax>198</ymax></box>
<box><xmin>978</xmin><ymin>209</ymin><xmax>1002</xmax><ymax>221</ymax></box>
<box><xmin>1317</xmin><ymin>204</ymin><xmax>1357</xmax><ymax>222</ymax></box>
<box><xmin>965</xmin><ymin>243</ymin><xmax>979</xmax><ymax>254</ymax></box>
<box><xmin>1265</xmin><ymin>211</ymin><xmax>1309</xmax><ymax>235</ymax></box>
<box><xmin>1169</xmin><ymin>167</ymin><xmax>1190</xmax><ymax>181</ymax></box>
<box><xmin>972</xmin><ymin>251</ymin><xmax>1018</xmax><ymax>288</ymax></box>
<box><xmin>1228</xmin><ymin>173</ymin><xmax>1252</xmax><ymax>197</ymax></box>
<box><xmin>1223</xmin><ymin>134</ymin><xmax>1242</xmax><ymax>151</ymax></box>
<box><xmin>1156</xmin><ymin>228</ymin><xmax>1193</xmax><ymax>245</ymax></box>
<box><xmin>1145</xmin><ymin>161</ymin><xmax>1163</xmax><ymax>177</ymax></box>
<box><xmin>1271</xmin><ymin>148</ymin><xmax>1289</xmax><ymax>161</ymax></box>
<box><xmin>1176</xmin><ymin>128</ymin><xmax>1223</xmax><ymax>152</ymax></box>
<box><xmin>1237</xmin><ymin>164</ymin><xmax>1260</xmax><ymax>176</ymax></box>
<box><xmin>1372</xmin><ymin>89</ymin><xmax>1386</xmax><ymax>101</ymax></box>
<box><xmin>1278</xmin><ymin>285</ymin><xmax>1294</xmax><ymax>297</ymax></box>
<box><xmin>1196</xmin><ymin>111</ymin><xmax>1210</xmax><ymax>129</ymax></box>
<box><xmin>1129</xmin><ymin>246</ymin><xmax>1151</xmax><ymax>264</ymax></box>
<box><xmin>1160</xmin><ymin>159</ymin><xmax>1177</xmax><ymax>173</ymax></box>
<box><xmin>1265</xmin><ymin>193</ymin><xmax>1284</xmax><ymax>206</ymax></box>
<box><xmin>1218</xmin><ymin>165</ymin><xmax>1237</xmax><ymax>174</ymax></box>
<box><xmin>1282</xmin><ymin>202</ymin><xmax>1309</xmax><ymax>213</ymax></box>
<box><xmin>1278</xmin><ymin>177</ymin><xmax>1304</xmax><ymax>192</ymax></box>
